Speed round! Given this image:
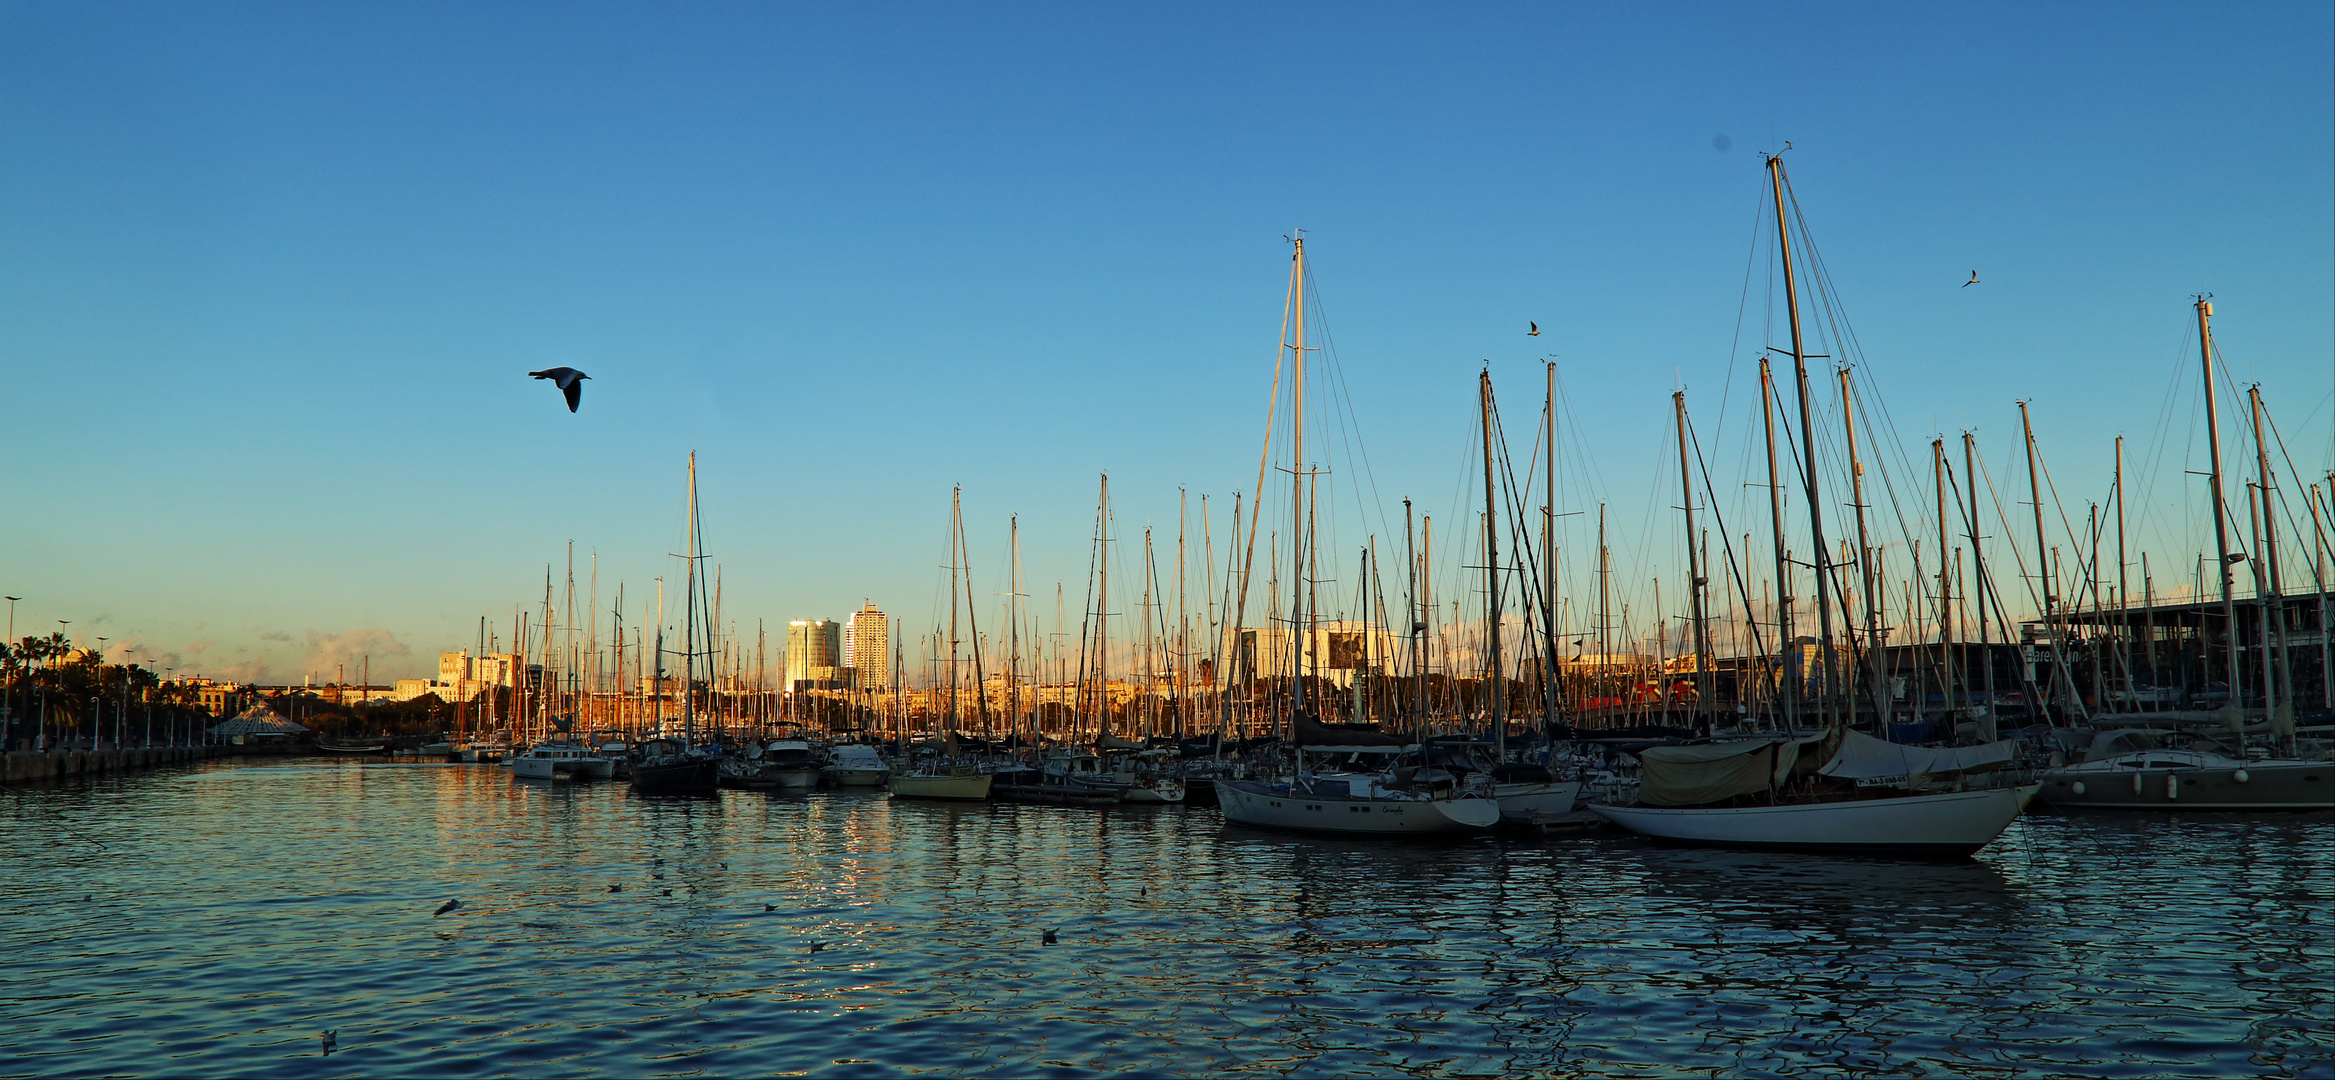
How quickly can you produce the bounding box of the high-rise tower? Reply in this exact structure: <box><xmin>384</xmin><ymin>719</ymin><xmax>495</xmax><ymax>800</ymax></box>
<box><xmin>845</xmin><ymin>600</ymin><xmax>888</xmax><ymax>691</ymax></box>
<box><xmin>785</xmin><ymin>619</ymin><xmax>842</xmax><ymax>690</ymax></box>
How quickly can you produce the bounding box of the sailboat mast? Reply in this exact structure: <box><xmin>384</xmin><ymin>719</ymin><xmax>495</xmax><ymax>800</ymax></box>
<box><xmin>948</xmin><ymin>485</ymin><xmax>962</xmax><ymax>738</ymax></box>
<box><xmin>1936</xmin><ymin>438</ymin><xmax>1955</xmax><ymax>716</ymax></box>
<box><xmin>2241</xmin><ymin>384</ymin><xmax>2278</xmax><ymax>723</ymax></box>
<box><xmin>1674</xmin><ymin>391</ymin><xmax>1711</xmax><ymax>726</ymax></box>
<box><xmin>1839</xmin><ymin>367</ymin><xmax>1882</xmax><ymax>724</ymax></box>
<box><xmin>958</xmin><ymin>495</ymin><xmax>990</xmax><ymax>737</ymax></box>
<box><xmin>1760</xmin><ymin>356</ymin><xmax>1795</xmax><ymax>725</ymax></box>
<box><xmin>1479</xmin><ymin>370</ymin><xmax>1505</xmax><ymax>752</ymax></box>
<box><xmin>2020</xmin><ymin>401</ymin><xmax>2059</xmax><ymax>718</ymax></box>
<box><xmin>1289</xmin><ymin>237</ymin><xmax>1308</xmax><ymax>717</ymax></box>
<box><xmin>683</xmin><ymin>452</ymin><xmax>698</xmax><ymax>741</ymax></box>
<box><xmin>1965</xmin><ymin>433</ymin><xmax>1993</xmax><ymax>716</ymax></box>
<box><xmin>2195</xmin><ymin>298</ymin><xmax>2242</xmax><ymax>708</ymax></box>
<box><xmin>1767</xmin><ymin>154</ymin><xmax>1835</xmax><ymax>722</ymax></box>
<box><xmin>1543</xmin><ymin>363</ymin><xmax>1563</xmax><ymax>730</ymax></box>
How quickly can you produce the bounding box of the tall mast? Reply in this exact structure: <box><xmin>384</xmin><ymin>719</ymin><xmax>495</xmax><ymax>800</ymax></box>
<box><xmin>683</xmin><ymin>452</ymin><xmax>698</xmax><ymax>741</ymax></box>
<box><xmin>1478</xmin><ymin>369</ymin><xmax>1505</xmax><ymax>752</ymax></box>
<box><xmin>1840</xmin><ymin>367</ymin><xmax>1883</xmax><ymax>724</ymax></box>
<box><xmin>2114</xmin><ymin>436</ymin><xmax>2129</xmax><ymax>703</ymax></box>
<box><xmin>2195</xmin><ymin>298</ymin><xmax>2242</xmax><ymax>708</ymax></box>
<box><xmin>1289</xmin><ymin>237</ymin><xmax>1309</xmax><ymax>716</ymax></box>
<box><xmin>1010</xmin><ymin>515</ymin><xmax>1022</xmax><ymax>745</ymax></box>
<box><xmin>958</xmin><ymin>495</ymin><xmax>990</xmax><ymax>737</ymax></box>
<box><xmin>1096</xmin><ymin>474</ymin><xmax>1111</xmax><ymax>738</ymax></box>
<box><xmin>2249</xmin><ymin>385</ymin><xmax>2286</xmax><ymax>719</ymax></box>
<box><xmin>1767</xmin><ymin>153</ymin><xmax>1835</xmax><ymax>722</ymax></box>
<box><xmin>1673</xmin><ymin>391</ymin><xmax>1711</xmax><ymax>728</ymax></box>
<box><xmin>948</xmin><ymin>485</ymin><xmax>961</xmax><ymax>738</ymax></box>
<box><xmin>1542</xmin><ymin>363</ymin><xmax>1563</xmax><ymax>730</ymax></box>
<box><xmin>1965</xmin><ymin>433</ymin><xmax>1994</xmax><ymax>718</ymax></box>
<box><xmin>1405</xmin><ymin>498</ymin><xmax>1421</xmax><ymax>730</ymax></box>
<box><xmin>2019</xmin><ymin>401</ymin><xmax>2056</xmax><ymax>717</ymax></box>
<box><xmin>1935</xmin><ymin>438</ymin><xmax>1955</xmax><ymax>717</ymax></box>
<box><xmin>1760</xmin><ymin>356</ymin><xmax>1794</xmax><ymax>724</ymax></box>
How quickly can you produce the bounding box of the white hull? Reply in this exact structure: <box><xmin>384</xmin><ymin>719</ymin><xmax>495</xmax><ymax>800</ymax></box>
<box><xmin>511</xmin><ymin>757</ymin><xmax>559</xmax><ymax>780</ymax></box>
<box><xmin>823</xmin><ymin>767</ymin><xmax>890</xmax><ymax>787</ymax></box>
<box><xmin>1493</xmin><ymin>780</ymin><xmax>1582</xmax><ymax>819</ymax></box>
<box><xmin>1218</xmin><ymin>780</ymin><xmax>1499</xmax><ymax>834</ymax></box>
<box><xmin>1120</xmin><ymin>780</ymin><xmax>1187</xmax><ymax>804</ymax></box>
<box><xmin>1590</xmin><ymin>785</ymin><xmax>2040</xmax><ymax>855</ymax></box>
<box><xmin>887</xmin><ymin>772</ymin><xmax>994</xmax><ymax>800</ymax></box>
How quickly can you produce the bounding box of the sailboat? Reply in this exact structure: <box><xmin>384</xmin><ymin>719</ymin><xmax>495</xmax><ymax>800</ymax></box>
<box><xmin>887</xmin><ymin>486</ymin><xmax>995</xmax><ymax>801</ymax></box>
<box><xmin>1587</xmin><ymin>153</ymin><xmax>2035</xmax><ymax>856</ymax></box>
<box><xmin>630</xmin><ymin>452</ymin><xmax>722</xmax><ymax>796</ymax></box>
<box><xmin>1213</xmin><ymin>236</ymin><xmax>1502</xmax><ymax>836</ymax></box>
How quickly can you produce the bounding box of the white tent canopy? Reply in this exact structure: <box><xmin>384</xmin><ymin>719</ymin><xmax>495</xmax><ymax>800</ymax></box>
<box><xmin>208</xmin><ymin>704</ymin><xmax>310</xmax><ymax>737</ymax></box>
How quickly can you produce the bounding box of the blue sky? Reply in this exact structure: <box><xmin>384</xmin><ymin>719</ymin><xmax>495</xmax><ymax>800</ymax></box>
<box><xmin>2</xmin><ymin>2</ymin><xmax>2328</xmax><ymax>683</ymax></box>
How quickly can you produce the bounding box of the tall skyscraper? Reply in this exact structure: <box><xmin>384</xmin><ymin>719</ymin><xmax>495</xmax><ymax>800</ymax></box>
<box><xmin>845</xmin><ymin>600</ymin><xmax>889</xmax><ymax>691</ymax></box>
<box><xmin>786</xmin><ymin>619</ymin><xmax>841</xmax><ymax>689</ymax></box>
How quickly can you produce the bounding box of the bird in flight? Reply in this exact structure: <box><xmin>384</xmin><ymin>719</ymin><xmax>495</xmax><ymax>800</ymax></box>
<box><xmin>528</xmin><ymin>367</ymin><xmax>591</xmax><ymax>412</ymax></box>
<box><xmin>1528</xmin><ymin>321</ymin><xmax>1540</xmax><ymax>336</ymax></box>
<box><xmin>1962</xmin><ymin>271</ymin><xmax>1980</xmax><ymax>288</ymax></box>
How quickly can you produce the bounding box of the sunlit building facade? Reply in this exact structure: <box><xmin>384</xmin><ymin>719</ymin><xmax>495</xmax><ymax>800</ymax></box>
<box><xmin>787</xmin><ymin>619</ymin><xmax>842</xmax><ymax>690</ymax></box>
<box><xmin>845</xmin><ymin>601</ymin><xmax>889</xmax><ymax>692</ymax></box>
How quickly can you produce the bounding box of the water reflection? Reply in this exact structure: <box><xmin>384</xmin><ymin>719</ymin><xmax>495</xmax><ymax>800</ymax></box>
<box><xmin>1</xmin><ymin>760</ymin><xmax>2327</xmax><ymax>1078</ymax></box>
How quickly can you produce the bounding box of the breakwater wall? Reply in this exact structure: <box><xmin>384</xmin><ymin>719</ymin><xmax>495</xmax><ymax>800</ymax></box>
<box><xmin>4</xmin><ymin>746</ymin><xmax>220</xmax><ymax>785</ymax></box>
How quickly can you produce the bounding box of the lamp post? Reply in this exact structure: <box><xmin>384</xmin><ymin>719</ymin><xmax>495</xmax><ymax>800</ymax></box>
<box><xmin>96</xmin><ymin>636</ymin><xmax>110</xmax><ymax>749</ymax></box>
<box><xmin>4</xmin><ymin>596</ymin><xmax>17</xmax><ymax>751</ymax></box>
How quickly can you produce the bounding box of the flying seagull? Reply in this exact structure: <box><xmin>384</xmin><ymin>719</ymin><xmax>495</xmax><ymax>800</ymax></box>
<box><xmin>528</xmin><ymin>367</ymin><xmax>590</xmax><ymax>412</ymax></box>
<box><xmin>1528</xmin><ymin>321</ymin><xmax>1540</xmax><ymax>336</ymax></box>
<box><xmin>1962</xmin><ymin>271</ymin><xmax>1980</xmax><ymax>288</ymax></box>
<box><xmin>434</xmin><ymin>899</ymin><xmax>462</xmax><ymax>916</ymax></box>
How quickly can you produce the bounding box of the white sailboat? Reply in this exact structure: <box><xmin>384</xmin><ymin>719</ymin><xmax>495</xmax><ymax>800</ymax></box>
<box><xmin>1213</xmin><ymin>238</ymin><xmax>1500</xmax><ymax>837</ymax></box>
<box><xmin>1589</xmin><ymin>155</ymin><xmax>2039</xmax><ymax>857</ymax></box>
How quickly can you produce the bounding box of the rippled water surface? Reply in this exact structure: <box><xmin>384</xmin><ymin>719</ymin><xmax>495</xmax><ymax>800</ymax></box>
<box><xmin>4</xmin><ymin>760</ymin><xmax>2330</xmax><ymax>1077</ymax></box>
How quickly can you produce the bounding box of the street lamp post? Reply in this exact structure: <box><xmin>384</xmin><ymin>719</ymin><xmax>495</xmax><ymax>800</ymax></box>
<box><xmin>4</xmin><ymin>596</ymin><xmax>17</xmax><ymax>751</ymax></box>
<box><xmin>96</xmin><ymin>637</ymin><xmax>110</xmax><ymax>749</ymax></box>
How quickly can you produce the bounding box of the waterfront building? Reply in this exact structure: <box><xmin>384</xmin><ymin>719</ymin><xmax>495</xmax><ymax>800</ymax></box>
<box><xmin>845</xmin><ymin>601</ymin><xmax>889</xmax><ymax>691</ymax></box>
<box><xmin>787</xmin><ymin>619</ymin><xmax>842</xmax><ymax>691</ymax></box>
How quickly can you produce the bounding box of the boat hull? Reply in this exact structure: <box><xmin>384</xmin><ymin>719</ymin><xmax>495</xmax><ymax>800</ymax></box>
<box><xmin>631</xmin><ymin>758</ymin><xmax>721</xmax><ymax>795</ymax></box>
<box><xmin>1493</xmin><ymin>779</ymin><xmax>1583</xmax><ymax>819</ymax></box>
<box><xmin>1217</xmin><ymin>780</ymin><xmax>1499</xmax><ymax>834</ymax></box>
<box><xmin>2038</xmin><ymin>761</ymin><xmax>2332</xmax><ymax>810</ymax></box>
<box><xmin>822</xmin><ymin>767</ymin><xmax>890</xmax><ymax>787</ymax></box>
<box><xmin>512</xmin><ymin>756</ymin><xmax>560</xmax><ymax>780</ymax></box>
<box><xmin>887</xmin><ymin>772</ymin><xmax>994</xmax><ymax>800</ymax></box>
<box><xmin>1589</xmin><ymin>785</ymin><xmax>2040</xmax><ymax>856</ymax></box>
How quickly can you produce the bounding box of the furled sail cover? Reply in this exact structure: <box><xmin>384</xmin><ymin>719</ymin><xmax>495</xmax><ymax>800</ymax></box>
<box><xmin>1636</xmin><ymin>738</ymin><xmax>1811</xmax><ymax>806</ymax></box>
<box><xmin>1818</xmin><ymin>730</ymin><xmax>2018</xmax><ymax>781</ymax></box>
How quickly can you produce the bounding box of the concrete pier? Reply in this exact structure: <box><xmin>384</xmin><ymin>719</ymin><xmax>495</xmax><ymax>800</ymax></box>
<box><xmin>4</xmin><ymin>746</ymin><xmax>220</xmax><ymax>784</ymax></box>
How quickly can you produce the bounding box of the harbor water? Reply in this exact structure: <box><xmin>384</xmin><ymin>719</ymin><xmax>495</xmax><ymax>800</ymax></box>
<box><xmin>4</xmin><ymin>760</ymin><xmax>2330</xmax><ymax>1077</ymax></box>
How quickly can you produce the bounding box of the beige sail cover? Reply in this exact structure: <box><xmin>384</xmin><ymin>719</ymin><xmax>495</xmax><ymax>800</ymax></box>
<box><xmin>1818</xmin><ymin>729</ymin><xmax>2018</xmax><ymax>780</ymax></box>
<box><xmin>1636</xmin><ymin>738</ymin><xmax>1807</xmax><ymax>806</ymax></box>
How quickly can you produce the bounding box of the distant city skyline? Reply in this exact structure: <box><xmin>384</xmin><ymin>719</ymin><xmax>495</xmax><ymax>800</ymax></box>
<box><xmin>2</xmin><ymin>4</ymin><xmax>2327</xmax><ymax>683</ymax></box>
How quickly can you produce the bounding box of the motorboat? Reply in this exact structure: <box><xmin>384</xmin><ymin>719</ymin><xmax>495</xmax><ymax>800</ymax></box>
<box><xmin>821</xmin><ymin>743</ymin><xmax>891</xmax><ymax>787</ymax></box>
<box><xmin>2038</xmin><ymin>744</ymin><xmax>2332</xmax><ymax>810</ymax></box>
<box><xmin>630</xmin><ymin>737</ymin><xmax>720</xmax><ymax>795</ymax></box>
<box><xmin>721</xmin><ymin>739</ymin><xmax>822</xmax><ymax>792</ymax></box>
<box><xmin>512</xmin><ymin>741</ymin><xmax>603</xmax><ymax>780</ymax></box>
<box><xmin>886</xmin><ymin>759</ymin><xmax>994</xmax><ymax>801</ymax></box>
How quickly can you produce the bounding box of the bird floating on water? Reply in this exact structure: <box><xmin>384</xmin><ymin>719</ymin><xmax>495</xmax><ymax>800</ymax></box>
<box><xmin>434</xmin><ymin>899</ymin><xmax>462</xmax><ymax>917</ymax></box>
<box><xmin>1041</xmin><ymin>929</ymin><xmax>1059</xmax><ymax>946</ymax></box>
<box><xmin>1963</xmin><ymin>271</ymin><xmax>1980</xmax><ymax>288</ymax></box>
<box><xmin>1528</xmin><ymin>321</ymin><xmax>1540</xmax><ymax>336</ymax></box>
<box><xmin>808</xmin><ymin>942</ymin><xmax>826</xmax><ymax>953</ymax></box>
<box><xmin>609</xmin><ymin>884</ymin><xmax>622</xmax><ymax>893</ymax></box>
<box><xmin>528</xmin><ymin>367</ymin><xmax>590</xmax><ymax>412</ymax></box>
<box><xmin>321</xmin><ymin>1031</ymin><xmax>338</xmax><ymax>1056</ymax></box>
<box><xmin>764</xmin><ymin>904</ymin><xmax>776</xmax><ymax>912</ymax></box>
